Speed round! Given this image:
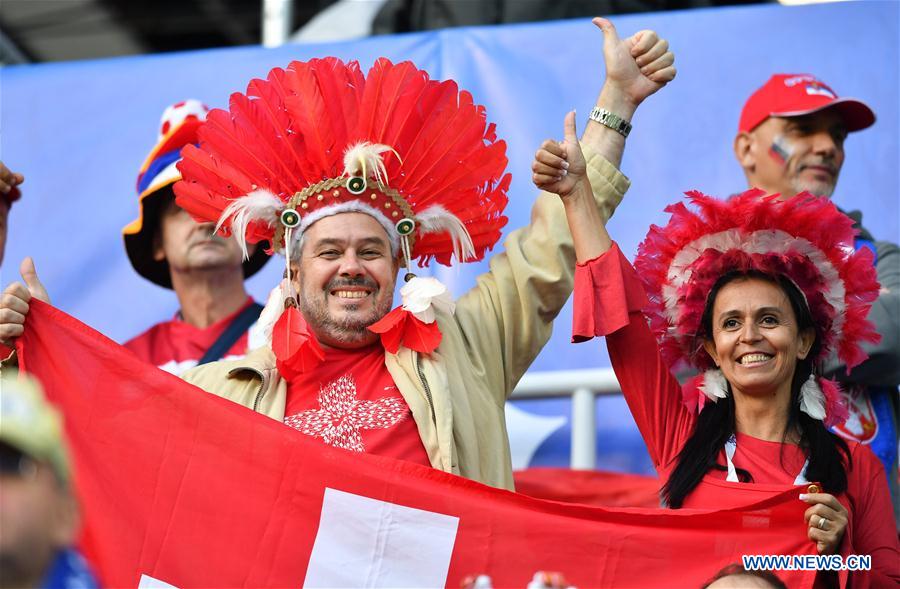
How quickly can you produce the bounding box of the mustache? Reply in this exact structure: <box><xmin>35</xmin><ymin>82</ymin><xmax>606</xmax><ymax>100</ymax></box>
<box><xmin>797</xmin><ymin>159</ymin><xmax>838</xmax><ymax>175</ymax></box>
<box><xmin>326</xmin><ymin>276</ymin><xmax>378</xmax><ymax>291</ymax></box>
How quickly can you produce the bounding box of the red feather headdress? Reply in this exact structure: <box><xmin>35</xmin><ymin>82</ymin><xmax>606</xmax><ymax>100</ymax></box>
<box><xmin>174</xmin><ymin>57</ymin><xmax>509</xmax><ymax>266</ymax></box>
<box><xmin>173</xmin><ymin>57</ymin><xmax>510</xmax><ymax>368</ymax></box>
<box><xmin>635</xmin><ymin>190</ymin><xmax>881</xmax><ymax>426</ymax></box>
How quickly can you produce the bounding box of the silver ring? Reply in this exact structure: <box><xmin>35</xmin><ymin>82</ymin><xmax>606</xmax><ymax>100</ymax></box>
<box><xmin>817</xmin><ymin>516</ymin><xmax>828</xmax><ymax>530</ymax></box>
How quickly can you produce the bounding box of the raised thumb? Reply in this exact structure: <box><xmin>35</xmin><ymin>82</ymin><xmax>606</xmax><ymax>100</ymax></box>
<box><xmin>592</xmin><ymin>17</ymin><xmax>620</xmax><ymax>45</ymax></box>
<box><xmin>563</xmin><ymin>110</ymin><xmax>578</xmax><ymax>145</ymax></box>
<box><xmin>20</xmin><ymin>257</ymin><xmax>50</xmax><ymax>303</ymax></box>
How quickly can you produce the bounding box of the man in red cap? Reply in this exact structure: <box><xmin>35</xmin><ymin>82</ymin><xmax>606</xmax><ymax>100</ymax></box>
<box><xmin>120</xmin><ymin>100</ymin><xmax>270</xmax><ymax>375</ymax></box>
<box><xmin>733</xmin><ymin>73</ymin><xmax>899</xmax><ymax>526</ymax></box>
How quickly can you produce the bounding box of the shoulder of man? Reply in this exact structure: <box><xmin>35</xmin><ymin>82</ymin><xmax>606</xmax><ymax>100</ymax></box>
<box><xmin>182</xmin><ymin>345</ymin><xmax>276</xmax><ymax>389</ymax></box>
<box><xmin>839</xmin><ymin>207</ymin><xmax>876</xmax><ymax>242</ymax></box>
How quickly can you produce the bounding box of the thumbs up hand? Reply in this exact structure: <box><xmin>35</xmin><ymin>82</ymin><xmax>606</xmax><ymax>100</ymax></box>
<box><xmin>0</xmin><ymin>257</ymin><xmax>50</xmax><ymax>346</ymax></box>
<box><xmin>532</xmin><ymin>111</ymin><xmax>586</xmax><ymax>200</ymax></box>
<box><xmin>594</xmin><ymin>17</ymin><xmax>676</xmax><ymax>111</ymax></box>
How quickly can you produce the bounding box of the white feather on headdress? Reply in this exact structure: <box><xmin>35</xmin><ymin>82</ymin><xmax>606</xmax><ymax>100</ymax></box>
<box><xmin>343</xmin><ymin>142</ymin><xmax>396</xmax><ymax>185</ymax></box>
<box><xmin>416</xmin><ymin>205</ymin><xmax>476</xmax><ymax>263</ymax></box>
<box><xmin>256</xmin><ymin>278</ymin><xmax>295</xmax><ymax>345</ymax></box>
<box><xmin>799</xmin><ymin>374</ymin><xmax>827</xmax><ymax>421</ymax></box>
<box><xmin>700</xmin><ymin>369</ymin><xmax>729</xmax><ymax>401</ymax></box>
<box><xmin>215</xmin><ymin>189</ymin><xmax>284</xmax><ymax>260</ymax></box>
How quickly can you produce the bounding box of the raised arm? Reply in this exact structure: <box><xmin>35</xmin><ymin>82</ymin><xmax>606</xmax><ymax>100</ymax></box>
<box><xmin>532</xmin><ymin>15</ymin><xmax>676</xmax><ymax>259</ymax></box>
<box><xmin>533</xmin><ymin>113</ymin><xmax>694</xmax><ymax>470</ymax></box>
<box><xmin>581</xmin><ymin>17</ymin><xmax>676</xmax><ymax>168</ymax></box>
<box><xmin>450</xmin><ymin>18</ymin><xmax>675</xmax><ymax>400</ymax></box>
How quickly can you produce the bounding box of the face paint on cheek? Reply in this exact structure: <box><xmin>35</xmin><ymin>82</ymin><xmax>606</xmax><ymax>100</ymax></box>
<box><xmin>768</xmin><ymin>135</ymin><xmax>795</xmax><ymax>167</ymax></box>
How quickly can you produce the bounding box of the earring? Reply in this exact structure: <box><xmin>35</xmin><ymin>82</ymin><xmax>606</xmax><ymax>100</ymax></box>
<box><xmin>700</xmin><ymin>369</ymin><xmax>729</xmax><ymax>401</ymax></box>
<box><xmin>799</xmin><ymin>372</ymin><xmax>826</xmax><ymax>421</ymax></box>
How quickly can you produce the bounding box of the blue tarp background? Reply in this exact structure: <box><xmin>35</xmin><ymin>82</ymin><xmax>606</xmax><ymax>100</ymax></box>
<box><xmin>2</xmin><ymin>1</ymin><xmax>897</xmax><ymax>472</ymax></box>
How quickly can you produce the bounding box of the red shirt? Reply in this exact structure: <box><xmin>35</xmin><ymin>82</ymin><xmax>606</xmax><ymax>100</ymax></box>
<box><xmin>123</xmin><ymin>297</ymin><xmax>261</xmax><ymax>375</ymax></box>
<box><xmin>283</xmin><ymin>342</ymin><xmax>431</xmax><ymax>466</ymax></box>
<box><xmin>573</xmin><ymin>244</ymin><xmax>900</xmax><ymax>588</ymax></box>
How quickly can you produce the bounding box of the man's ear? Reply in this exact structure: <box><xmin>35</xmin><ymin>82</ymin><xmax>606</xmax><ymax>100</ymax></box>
<box><xmin>733</xmin><ymin>132</ymin><xmax>756</xmax><ymax>172</ymax></box>
<box><xmin>287</xmin><ymin>260</ymin><xmax>301</xmax><ymax>291</ymax></box>
<box><xmin>152</xmin><ymin>224</ymin><xmax>166</xmax><ymax>262</ymax></box>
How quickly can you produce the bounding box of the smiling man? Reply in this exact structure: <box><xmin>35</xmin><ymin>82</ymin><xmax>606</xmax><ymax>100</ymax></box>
<box><xmin>0</xmin><ymin>19</ymin><xmax>676</xmax><ymax>488</ymax></box>
<box><xmin>174</xmin><ymin>19</ymin><xmax>675</xmax><ymax>488</ymax></box>
<box><xmin>733</xmin><ymin>74</ymin><xmax>900</xmax><ymax>526</ymax></box>
<box><xmin>295</xmin><ymin>213</ymin><xmax>398</xmax><ymax>349</ymax></box>
<box><xmin>121</xmin><ymin>100</ymin><xmax>269</xmax><ymax>374</ymax></box>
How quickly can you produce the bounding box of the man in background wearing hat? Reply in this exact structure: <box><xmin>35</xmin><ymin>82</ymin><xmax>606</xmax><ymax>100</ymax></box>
<box><xmin>0</xmin><ymin>371</ymin><xmax>99</xmax><ymax>589</ymax></box>
<box><xmin>121</xmin><ymin>100</ymin><xmax>269</xmax><ymax>375</ymax></box>
<box><xmin>733</xmin><ymin>73</ymin><xmax>900</xmax><ymax>524</ymax></box>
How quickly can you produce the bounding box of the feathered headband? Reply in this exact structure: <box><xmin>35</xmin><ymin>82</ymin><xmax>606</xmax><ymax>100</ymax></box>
<box><xmin>173</xmin><ymin>57</ymin><xmax>510</xmax><ymax>363</ymax></box>
<box><xmin>634</xmin><ymin>189</ymin><xmax>881</xmax><ymax>426</ymax></box>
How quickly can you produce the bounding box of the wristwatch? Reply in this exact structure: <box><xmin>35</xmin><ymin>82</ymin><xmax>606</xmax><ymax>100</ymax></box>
<box><xmin>588</xmin><ymin>107</ymin><xmax>632</xmax><ymax>138</ymax></box>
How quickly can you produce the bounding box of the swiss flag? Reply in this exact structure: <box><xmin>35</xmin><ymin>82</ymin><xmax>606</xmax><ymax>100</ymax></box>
<box><xmin>16</xmin><ymin>301</ymin><xmax>817</xmax><ymax>588</ymax></box>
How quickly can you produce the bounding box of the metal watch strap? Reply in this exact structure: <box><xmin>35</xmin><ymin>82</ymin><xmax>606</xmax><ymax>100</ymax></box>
<box><xmin>588</xmin><ymin>107</ymin><xmax>632</xmax><ymax>138</ymax></box>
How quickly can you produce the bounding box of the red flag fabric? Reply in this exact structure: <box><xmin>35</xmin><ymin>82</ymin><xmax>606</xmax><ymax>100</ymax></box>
<box><xmin>17</xmin><ymin>301</ymin><xmax>819</xmax><ymax>589</ymax></box>
<box><xmin>514</xmin><ymin>468</ymin><xmax>661</xmax><ymax>509</ymax></box>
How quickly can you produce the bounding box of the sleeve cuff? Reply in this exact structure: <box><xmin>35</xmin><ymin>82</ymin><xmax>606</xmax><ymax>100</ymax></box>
<box><xmin>572</xmin><ymin>242</ymin><xmax>648</xmax><ymax>342</ymax></box>
<box><xmin>581</xmin><ymin>142</ymin><xmax>630</xmax><ymax>222</ymax></box>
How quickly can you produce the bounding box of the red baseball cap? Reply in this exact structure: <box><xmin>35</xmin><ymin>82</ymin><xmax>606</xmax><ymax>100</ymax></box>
<box><xmin>738</xmin><ymin>74</ymin><xmax>875</xmax><ymax>133</ymax></box>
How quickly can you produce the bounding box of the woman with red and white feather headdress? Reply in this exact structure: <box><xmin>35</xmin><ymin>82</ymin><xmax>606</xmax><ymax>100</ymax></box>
<box><xmin>533</xmin><ymin>112</ymin><xmax>899</xmax><ymax>586</ymax></box>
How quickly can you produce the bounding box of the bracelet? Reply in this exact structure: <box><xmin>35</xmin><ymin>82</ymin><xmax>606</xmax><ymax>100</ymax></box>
<box><xmin>588</xmin><ymin>107</ymin><xmax>632</xmax><ymax>138</ymax></box>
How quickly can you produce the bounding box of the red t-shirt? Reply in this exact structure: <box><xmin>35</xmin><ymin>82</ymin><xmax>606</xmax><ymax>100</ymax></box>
<box><xmin>283</xmin><ymin>342</ymin><xmax>431</xmax><ymax>466</ymax></box>
<box><xmin>572</xmin><ymin>244</ymin><xmax>900</xmax><ymax>588</ymax></box>
<box><xmin>123</xmin><ymin>297</ymin><xmax>260</xmax><ymax>375</ymax></box>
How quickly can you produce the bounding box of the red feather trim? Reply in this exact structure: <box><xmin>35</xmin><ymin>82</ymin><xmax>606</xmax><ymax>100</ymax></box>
<box><xmin>368</xmin><ymin>306</ymin><xmax>442</xmax><ymax>354</ymax></box>
<box><xmin>271</xmin><ymin>306</ymin><xmax>325</xmax><ymax>379</ymax></box>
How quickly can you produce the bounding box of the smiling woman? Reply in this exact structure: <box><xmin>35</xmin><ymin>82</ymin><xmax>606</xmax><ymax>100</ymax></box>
<box><xmin>531</xmin><ymin>122</ymin><xmax>899</xmax><ymax>585</ymax></box>
<box><xmin>701</xmin><ymin>273</ymin><xmax>816</xmax><ymax>414</ymax></box>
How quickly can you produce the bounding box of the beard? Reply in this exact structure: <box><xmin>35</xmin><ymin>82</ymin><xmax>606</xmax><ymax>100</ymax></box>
<box><xmin>298</xmin><ymin>276</ymin><xmax>394</xmax><ymax>346</ymax></box>
<box><xmin>790</xmin><ymin>175</ymin><xmax>836</xmax><ymax>198</ymax></box>
<box><xmin>788</xmin><ymin>156</ymin><xmax>839</xmax><ymax>199</ymax></box>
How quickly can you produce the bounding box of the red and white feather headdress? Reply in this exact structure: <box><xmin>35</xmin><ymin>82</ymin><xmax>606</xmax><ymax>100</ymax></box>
<box><xmin>173</xmin><ymin>57</ymin><xmax>510</xmax><ymax>367</ymax></box>
<box><xmin>634</xmin><ymin>189</ymin><xmax>881</xmax><ymax>427</ymax></box>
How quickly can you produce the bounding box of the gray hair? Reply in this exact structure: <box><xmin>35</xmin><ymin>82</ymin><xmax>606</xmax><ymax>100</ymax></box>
<box><xmin>290</xmin><ymin>201</ymin><xmax>400</xmax><ymax>262</ymax></box>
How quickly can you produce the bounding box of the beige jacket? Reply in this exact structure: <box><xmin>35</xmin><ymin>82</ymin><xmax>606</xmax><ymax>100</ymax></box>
<box><xmin>184</xmin><ymin>147</ymin><xmax>629</xmax><ymax>489</ymax></box>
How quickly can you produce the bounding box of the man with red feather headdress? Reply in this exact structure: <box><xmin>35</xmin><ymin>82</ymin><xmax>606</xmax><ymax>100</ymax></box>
<box><xmin>0</xmin><ymin>18</ymin><xmax>675</xmax><ymax>489</ymax></box>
